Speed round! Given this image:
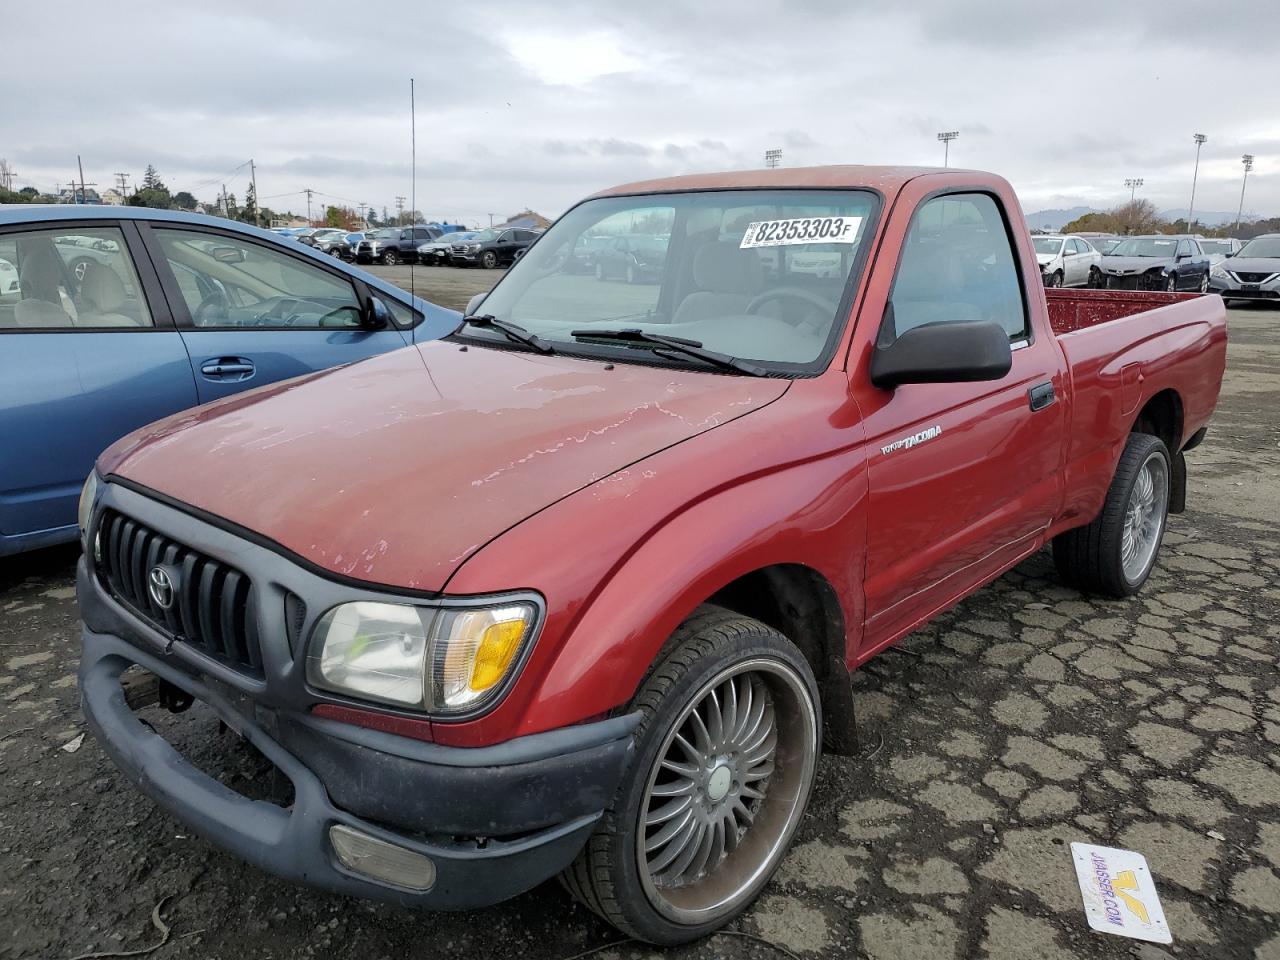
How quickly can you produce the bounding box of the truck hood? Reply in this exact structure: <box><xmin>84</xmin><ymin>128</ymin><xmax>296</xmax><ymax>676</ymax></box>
<box><xmin>1100</xmin><ymin>256</ymin><xmax>1171</xmax><ymax>273</ymax></box>
<box><xmin>101</xmin><ymin>342</ymin><xmax>788</xmax><ymax>592</ymax></box>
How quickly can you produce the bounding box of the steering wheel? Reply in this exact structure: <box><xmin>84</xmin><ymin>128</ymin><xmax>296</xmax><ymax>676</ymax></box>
<box><xmin>745</xmin><ymin>286</ymin><xmax>838</xmax><ymax>323</ymax></box>
<box><xmin>192</xmin><ymin>290</ymin><xmax>228</xmax><ymax>325</ymax></box>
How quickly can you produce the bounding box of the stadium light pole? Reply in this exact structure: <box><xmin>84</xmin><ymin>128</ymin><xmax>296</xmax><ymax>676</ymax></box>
<box><xmin>764</xmin><ymin>148</ymin><xmax>782</xmax><ymax>169</ymax></box>
<box><xmin>1188</xmin><ymin>134</ymin><xmax>1207</xmax><ymax>230</ymax></box>
<box><xmin>1235</xmin><ymin>155</ymin><xmax>1254</xmax><ymax>232</ymax></box>
<box><xmin>937</xmin><ymin>131</ymin><xmax>958</xmax><ymax>168</ymax></box>
<box><xmin>1125</xmin><ymin>177</ymin><xmax>1144</xmax><ymax>203</ymax></box>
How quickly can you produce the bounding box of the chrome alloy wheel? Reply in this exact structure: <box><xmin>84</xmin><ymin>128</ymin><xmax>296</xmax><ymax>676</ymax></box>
<box><xmin>637</xmin><ymin>658</ymin><xmax>817</xmax><ymax>924</ymax></box>
<box><xmin>1122</xmin><ymin>451</ymin><xmax>1168</xmax><ymax>582</ymax></box>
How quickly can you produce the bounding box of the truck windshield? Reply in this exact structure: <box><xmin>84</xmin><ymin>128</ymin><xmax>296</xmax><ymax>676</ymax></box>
<box><xmin>1109</xmin><ymin>237</ymin><xmax>1178</xmax><ymax>257</ymax></box>
<box><xmin>467</xmin><ymin>189</ymin><xmax>878</xmax><ymax>373</ymax></box>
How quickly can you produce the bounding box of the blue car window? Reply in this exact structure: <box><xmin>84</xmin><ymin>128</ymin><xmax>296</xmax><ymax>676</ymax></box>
<box><xmin>0</xmin><ymin>227</ymin><xmax>154</xmax><ymax>330</ymax></box>
<box><xmin>154</xmin><ymin>228</ymin><xmax>363</xmax><ymax>329</ymax></box>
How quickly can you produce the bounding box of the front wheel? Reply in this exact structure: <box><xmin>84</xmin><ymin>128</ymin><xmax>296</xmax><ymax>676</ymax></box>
<box><xmin>382</xmin><ymin>249</ymin><xmax>401</xmax><ymax>266</ymax></box>
<box><xmin>1199</xmin><ymin>272</ymin><xmax>1210</xmax><ymax>293</ymax></box>
<box><xmin>1165</xmin><ymin>274</ymin><xmax>1177</xmax><ymax>292</ymax></box>
<box><xmin>1087</xmin><ymin>267</ymin><xmax>1101</xmax><ymax>288</ymax></box>
<box><xmin>1048</xmin><ymin>271</ymin><xmax>1063</xmax><ymax>288</ymax></box>
<box><xmin>1052</xmin><ymin>432</ymin><xmax>1171</xmax><ymax>597</ymax></box>
<box><xmin>562</xmin><ymin>607</ymin><xmax>820</xmax><ymax>945</ymax></box>
<box><xmin>481</xmin><ymin>250</ymin><xmax>498</xmax><ymax>269</ymax></box>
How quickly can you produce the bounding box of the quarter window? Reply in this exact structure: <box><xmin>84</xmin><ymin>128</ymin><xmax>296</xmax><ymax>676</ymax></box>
<box><xmin>0</xmin><ymin>226</ymin><xmax>154</xmax><ymax>330</ymax></box>
<box><xmin>887</xmin><ymin>193</ymin><xmax>1028</xmax><ymax>342</ymax></box>
<box><xmin>154</xmin><ymin>228</ymin><xmax>362</xmax><ymax>329</ymax></box>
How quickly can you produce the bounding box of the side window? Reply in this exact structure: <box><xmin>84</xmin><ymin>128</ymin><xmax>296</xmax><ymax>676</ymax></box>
<box><xmin>1176</xmin><ymin>240</ymin><xmax>1191</xmax><ymax>257</ymax></box>
<box><xmin>0</xmin><ymin>226</ymin><xmax>154</xmax><ymax>330</ymax></box>
<box><xmin>154</xmin><ymin>228</ymin><xmax>362</xmax><ymax>329</ymax></box>
<box><xmin>1069</xmin><ymin>239</ymin><xmax>1085</xmax><ymax>254</ymax></box>
<box><xmin>516</xmin><ymin>230</ymin><xmax>537</xmax><ymax>242</ymax></box>
<box><xmin>887</xmin><ymin>193</ymin><xmax>1028</xmax><ymax>342</ymax></box>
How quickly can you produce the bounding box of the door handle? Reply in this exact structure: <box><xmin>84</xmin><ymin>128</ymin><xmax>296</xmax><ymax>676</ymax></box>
<box><xmin>200</xmin><ymin>357</ymin><xmax>256</xmax><ymax>382</ymax></box>
<box><xmin>1028</xmin><ymin>381</ymin><xmax>1056</xmax><ymax>412</ymax></box>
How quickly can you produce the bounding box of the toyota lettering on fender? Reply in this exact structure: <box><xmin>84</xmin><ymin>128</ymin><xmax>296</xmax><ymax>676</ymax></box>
<box><xmin>76</xmin><ymin>163</ymin><xmax>1226</xmax><ymax>946</ymax></box>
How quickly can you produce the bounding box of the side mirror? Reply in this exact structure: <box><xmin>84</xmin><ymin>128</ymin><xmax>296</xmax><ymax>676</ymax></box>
<box><xmin>210</xmin><ymin>245</ymin><xmax>246</xmax><ymax>263</ymax></box>
<box><xmin>465</xmin><ymin>292</ymin><xmax>487</xmax><ymax>316</ymax></box>
<box><xmin>870</xmin><ymin>319</ymin><xmax>1012</xmax><ymax>389</ymax></box>
<box><xmin>362</xmin><ymin>296</ymin><xmax>392</xmax><ymax>330</ymax></box>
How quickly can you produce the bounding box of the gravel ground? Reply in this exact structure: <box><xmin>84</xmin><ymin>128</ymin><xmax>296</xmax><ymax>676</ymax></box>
<box><xmin>1</xmin><ymin>298</ymin><xmax>1277</xmax><ymax>960</ymax></box>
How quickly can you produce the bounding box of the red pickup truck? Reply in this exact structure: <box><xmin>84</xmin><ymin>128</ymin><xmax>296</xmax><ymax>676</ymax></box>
<box><xmin>77</xmin><ymin>165</ymin><xmax>1226</xmax><ymax>944</ymax></box>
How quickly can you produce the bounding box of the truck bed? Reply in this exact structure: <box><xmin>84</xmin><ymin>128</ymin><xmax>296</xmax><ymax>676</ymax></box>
<box><xmin>1045</xmin><ymin>288</ymin><xmax>1204</xmax><ymax>335</ymax></box>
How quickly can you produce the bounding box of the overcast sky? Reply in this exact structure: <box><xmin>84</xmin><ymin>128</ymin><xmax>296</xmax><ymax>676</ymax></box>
<box><xmin>2</xmin><ymin>1</ymin><xmax>1277</xmax><ymax>227</ymax></box>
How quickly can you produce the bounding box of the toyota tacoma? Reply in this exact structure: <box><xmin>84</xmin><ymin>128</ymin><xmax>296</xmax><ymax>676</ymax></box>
<box><xmin>78</xmin><ymin>165</ymin><xmax>1227</xmax><ymax>944</ymax></box>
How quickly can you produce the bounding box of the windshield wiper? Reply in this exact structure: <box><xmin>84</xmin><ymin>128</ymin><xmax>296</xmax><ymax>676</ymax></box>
<box><xmin>459</xmin><ymin>314</ymin><xmax>554</xmax><ymax>354</ymax></box>
<box><xmin>569</xmin><ymin>327</ymin><xmax>768</xmax><ymax>377</ymax></box>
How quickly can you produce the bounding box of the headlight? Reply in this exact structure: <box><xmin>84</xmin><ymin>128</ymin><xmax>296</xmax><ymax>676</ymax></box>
<box><xmin>78</xmin><ymin>471</ymin><xmax>99</xmax><ymax>537</ymax></box>
<box><xmin>467</xmin><ymin>243</ymin><xmax>481</xmax><ymax>253</ymax></box>
<box><xmin>1211</xmin><ymin>266</ymin><xmax>1229</xmax><ymax>279</ymax></box>
<box><xmin>307</xmin><ymin>598</ymin><xmax>539</xmax><ymax>715</ymax></box>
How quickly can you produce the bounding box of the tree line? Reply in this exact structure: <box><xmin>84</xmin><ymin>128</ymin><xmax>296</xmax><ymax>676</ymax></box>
<box><xmin>1062</xmin><ymin>199</ymin><xmax>1280</xmax><ymax>240</ymax></box>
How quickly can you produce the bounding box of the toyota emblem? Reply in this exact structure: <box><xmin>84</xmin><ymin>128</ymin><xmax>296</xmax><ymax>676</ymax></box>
<box><xmin>148</xmin><ymin>566</ymin><xmax>176</xmax><ymax>610</ymax></box>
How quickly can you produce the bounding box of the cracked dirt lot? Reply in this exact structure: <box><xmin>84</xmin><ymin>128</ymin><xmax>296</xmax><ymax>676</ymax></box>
<box><xmin>1</xmin><ymin>300</ymin><xmax>1278</xmax><ymax>960</ymax></box>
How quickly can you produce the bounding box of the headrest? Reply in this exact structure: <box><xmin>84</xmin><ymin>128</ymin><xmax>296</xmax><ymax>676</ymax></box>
<box><xmin>80</xmin><ymin>264</ymin><xmax>127</xmax><ymax>312</ymax></box>
<box><xmin>693</xmin><ymin>241</ymin><xmax>759</xmax><ymax>294</ymax></box>
<box><xmin>18</xmin><ymin>245</ymin><xmax>63</xmax><ymax>303</ymax></box>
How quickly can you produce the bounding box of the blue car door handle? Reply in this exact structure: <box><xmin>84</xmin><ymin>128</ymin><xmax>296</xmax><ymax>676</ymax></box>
<box><xmin>200</xmin><ymin>357</ymin><xmax>256</xmax><ymax>382</ymax></box>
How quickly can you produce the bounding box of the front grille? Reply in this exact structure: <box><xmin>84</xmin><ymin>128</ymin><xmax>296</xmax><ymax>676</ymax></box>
<box><xmin>1234</xmin><ymin>271</ymin><xmax>1274</xmax><ymax>284</ymax></box>
<box><xmin>95</xmin><ymin>509</ymin><xmax>263</xmax><ymax>677</ymax></box>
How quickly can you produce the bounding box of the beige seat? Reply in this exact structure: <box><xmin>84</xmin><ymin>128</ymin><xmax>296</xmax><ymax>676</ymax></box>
<box><xmin>77</xmin><ymin>264</ymin><xmax>144</xmax><ymax>327</ymax></box>
<box><xmin>13</xmin><ymin>245</ymin><xmax>74</xmax><ymax>328</ymax></box>
<box><xmin>672</xmin><ymin>241</ymin><xmax>761</xmax><ymax>325</ymax></box>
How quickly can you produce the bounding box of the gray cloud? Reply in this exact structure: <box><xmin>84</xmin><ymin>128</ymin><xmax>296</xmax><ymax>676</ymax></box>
<box><xmin>0</xmin><ymin>0</ymin><xmax>1275</xmax><ymax>225</ymax></box>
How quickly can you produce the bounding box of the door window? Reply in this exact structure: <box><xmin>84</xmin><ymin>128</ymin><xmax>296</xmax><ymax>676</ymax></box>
<box><xmin>887</xmin><ymin>193</ymin><xmax>1028</xmax><ymax>341</ymax></box>
<box><xmin>154</xmin><ymin>228</ymin><xmax>362</xmax><ymax>329</ymax></box>
<box><xmin>0</xmin><ymin>226</ymin><xmax>154</xmax><ymax>329</ymax></box>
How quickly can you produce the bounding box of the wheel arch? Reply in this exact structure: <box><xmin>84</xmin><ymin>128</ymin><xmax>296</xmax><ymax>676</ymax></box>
<box><xmin>1132</xmin><ymin>387</ymin><xmax>1183</xmax><ymax>452</ymax></box>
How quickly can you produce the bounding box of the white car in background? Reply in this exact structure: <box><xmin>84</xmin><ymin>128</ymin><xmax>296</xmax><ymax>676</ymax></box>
<box><xmin>1033</xmin><ymin>234</ymin><xmax>1101</xmax><ymax>287</ymax></box>
<box><xmin>0</xmin><ymin>257</ymin><xmax>19</xmax><ymax>299</ymax></box>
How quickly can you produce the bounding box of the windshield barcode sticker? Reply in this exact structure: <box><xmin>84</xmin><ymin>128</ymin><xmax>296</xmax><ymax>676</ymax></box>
<box><xmin>740</xmin><ymin>216</ymin><xmax>862</xmax><ymax>248</ymax></box>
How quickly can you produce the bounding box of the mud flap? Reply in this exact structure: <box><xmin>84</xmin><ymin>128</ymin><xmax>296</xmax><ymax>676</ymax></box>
<box><xmin>1169</xmin><ymin>450</ymin><xmax>1187</xmax><ymax>514</ymax></box>
<box><xmin>820</xmin><ymin>655</ymin><xmax>859</xmax><ymax>755</ymax></box>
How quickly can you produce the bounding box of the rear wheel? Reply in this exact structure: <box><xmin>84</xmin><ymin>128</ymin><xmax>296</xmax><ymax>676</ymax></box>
<box><xmin>562</xmin><ymin>607</ymin><xmax>820</xmax><ymax>945</ymax></box>
<box><xmin>1053</xmin><ymin>432</ymin><xmax>1171</xmax><ymax>597</ymax></box>
<box><xmin>382</xmin><ymin>249</ymin><xmax>401</xmax><ymax>266</ymax></box>
<box><xmin>1198</xmin><ymin>272</ymin><xmax>1210</xmax><ymax>293</ymax></box>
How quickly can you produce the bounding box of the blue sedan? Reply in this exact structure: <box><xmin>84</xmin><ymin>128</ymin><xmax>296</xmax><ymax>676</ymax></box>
<box><xmin>0</xmin><ymin>205</ymin><xmax>459</xmax><ymax>556</ymax></box>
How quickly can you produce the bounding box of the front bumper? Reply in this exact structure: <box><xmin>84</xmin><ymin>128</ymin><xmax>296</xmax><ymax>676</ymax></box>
<box><xmin>75</xmin><ymin>485</ymin><xmax>639</xmax><ymax>910</ymax></box>
<box><xmin>1098</xmin><ymin>271</ymin><xmax>1166</xmax><ymax>291</ymax></box>
<box><xmin>1209</xmin><ymin>277</ymin><xmax>1280</xmax><ymax>300</ymax></box>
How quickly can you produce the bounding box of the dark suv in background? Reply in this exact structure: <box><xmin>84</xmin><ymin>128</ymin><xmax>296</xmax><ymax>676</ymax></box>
<box><xmin>450</xmin><ymin>228</ymin><xmax>540</xmax><ymax>268</ymax></box>
<box><xmin>355</xmin><ymin>226</ymin><xmax>441</xmax><ymax>266</ymax></box>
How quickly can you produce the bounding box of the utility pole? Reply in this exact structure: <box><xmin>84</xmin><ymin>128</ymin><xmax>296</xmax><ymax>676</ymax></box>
<box><xmin>221</xmin><ymin>184</ymin><xmax>230</xmax><ymax>216</ymax></box>
<box><xmin>114</xmin><ymin>172</ymin><xmax>130</xmax><ymax>198</ymax></box>
<box><xmin>487</xmin><ymin>212</ymin><xmax>495</xmax><ymax>227</ymax></box>
<box><xmin>395</xmin><ymin>195</ymin><xmax>406</xmax><ymax>224</ymax></box>
<box><xmin>1235</xmin><ymin>155</ymin><xmax>1255</xmax><ymax>232</ymax></box>
<box><xmin>1187</xmin><ymin>134</ymin><xmax>1206</xmax><ymax>230</ymax></box>
<box><xmin>74</xmin><ymin>156</ymin><xmax>96</xmax><ymax>204</ymax></box>
<box><xmin>764</xmin><ymin>148</ymin><xmax>782</xmax><ymax>169</ymax></box>
<box><xmin>1125</xmin><ymin>178</ymin><xmax>1144</xmax><ymax>203</ymax></box>
<box><xmin>0</xmin><ymin>159</ymin><xmax>15</xmax><ymax>192</ymax></box>
<box><xmin>358</xmin><ymin>202</ymin><xmax>367</xmax><ymax>225</ymax></box>
<box><xmin>937</xmin><ymin>131</ymin><xmax>959</xmax><ymax>168</ymax></box>
<box><xmin>250</xmin><ymin>158</ymin><xmax>259</xmax><ymax>226</ymax></box>
<box><xmin>304</xmin><ymin>187</ymin><xmax>315</xmax><ymax>224</ymax></box>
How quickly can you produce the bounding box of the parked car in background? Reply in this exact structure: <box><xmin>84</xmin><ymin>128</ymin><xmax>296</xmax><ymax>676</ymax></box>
<box><xmin>417</xmin><ymin>231</ymin><xmax>475</xmax><ymax>264</ymax></box>
<box><xmin>566</xmin><ymin>234</ymin><xmax>613</xmax><ymax>273</ymax></box>
<box><xmin>297</xmin><ymin>228</ymin><xmax>347</xmax><ymax>249</ymax></box>
<box><xmin>1094</xmin><ymin>235</ymin><xmax>1212</xmax><ymax>292</ymax></box>
<box><xmin>1032</xmin><ymin>235</ymin><xmax>1101</xmax><ymax>287</ymax></box>
<box><xmin>1073</xmin><ymin>233</ymin><xmax>1122</xmax><ymax>255</ymax></box>
<box><xmin>450</xmin><ymin>227</ymin><xmax>540</xmax><ymax>268</ymax></box>
<box><xmin>593</xmin><ymin>234</ymin><xmax>670</xmax><ymax>283</ymax></box>
<box><xmin>1208</xmin><ymin>233</ymin><xmax>1280</xmax><ymax>305</ymax></box>
<box><xmin>313</xmin><ymin>233</ymin><xmax>352</xmax><ymax>258</ymax></box>
<box><xmin>355</xmin><ymin>226</ymin><xmax>441</xmax><ymax>265</ymax></box>
<box><xmin>1197</xmin><ymin>238</ymin><xmax>1244</xmax><ymax>263</ymax></box>
<box><xmin>77</xmin><ymin>164</ymin><xmax>1226</xmax><ymax>946</ymax></box>
<box><xmin>0</xmin><ymin>205</ymin><xmax>457</xmax><ymax>557</ymax></box>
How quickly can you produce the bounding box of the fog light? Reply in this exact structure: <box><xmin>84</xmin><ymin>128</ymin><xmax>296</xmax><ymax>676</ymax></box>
<box><xmin>329</xmin><ymin>824</ymin><xmax>436</xmax><ymax>891</ymax></box>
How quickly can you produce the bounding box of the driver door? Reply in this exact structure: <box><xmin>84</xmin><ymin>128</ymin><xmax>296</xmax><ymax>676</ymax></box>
<box><xmin>140</xmin><ymin>224</ymin><xmax>408</xmax><ymax>403</ymax></box>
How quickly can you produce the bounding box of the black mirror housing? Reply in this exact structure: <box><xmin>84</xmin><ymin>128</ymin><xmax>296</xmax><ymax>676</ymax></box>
<box><xmin>362</xmin><ymin>296</ymin><xmax>392</xmax><ymax>330</ymax></box>
<box><xmin>871</xmin><ymin>320</ymin><xmax>1013</xmax><ymax>389</ymax></box>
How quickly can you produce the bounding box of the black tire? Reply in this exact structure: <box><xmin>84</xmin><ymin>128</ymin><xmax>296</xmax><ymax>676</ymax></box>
<box><xmin>481</xmin><ymin>250</ymin><xmax>498</xmax><ymax>269</ymax></box>
<box><xmin>1087</xmin><ymin>267</ymin><xmax>1101</xmax><ymax>289</ymax></box>
<box><xmin>1165</xmin><ymin>274</ymin><xmax>1177</xmax><ymax>292</ymax></box>
<box><xmin>561</xmin><ymin>606</ymin><xmax>820</xmax><ymax>945</ymax></box>
<box><xmin>1198</xmin><ymin>271</ymin><xmax>1210</xmax><ymax>293</ymax></box>
<box><xmin>1052</xmin><ymin>432</ymin><xmax>1171</xmax><ymax>598</ymax></box>
<box><xmin>382</xmin><ymin>249</ymin><xmax>400</xmax><ymax>266</ymax></box>
<box><xmin>1049</xmin><ymin>271</ymin><xmax>1063</xmax><ymax>288</ymax></box>
<box><xmin>327</xmin><ymin>247</ymin><xmax>342</xmax><ymax>258</ymax></box>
